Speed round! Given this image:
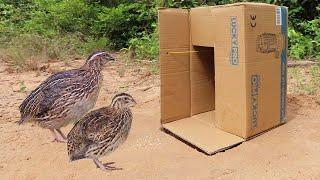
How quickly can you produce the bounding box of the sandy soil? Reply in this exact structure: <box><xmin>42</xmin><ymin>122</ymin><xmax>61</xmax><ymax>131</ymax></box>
<box><xmin>0</xmin><ymin>59</ymin><xmax>320</xmax><ymax>179</ymax></box>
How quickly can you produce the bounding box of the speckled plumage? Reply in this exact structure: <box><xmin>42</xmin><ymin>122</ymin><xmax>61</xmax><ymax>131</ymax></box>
<box><xmin>67</xmin><ymin>93</ymin><xmax>136</xmax><ymax>171</ymax></box>
<box><xmin>18</xmin><ymin>51</ymin><xmax>115</xmax><ymax>142</ymax></box>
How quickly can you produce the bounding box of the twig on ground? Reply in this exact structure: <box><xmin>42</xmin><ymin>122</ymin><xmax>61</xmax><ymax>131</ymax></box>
<box><xmin>288</xmin><ymin>61</ymin><xmax>318</xmax><ymax>67</ymax></box>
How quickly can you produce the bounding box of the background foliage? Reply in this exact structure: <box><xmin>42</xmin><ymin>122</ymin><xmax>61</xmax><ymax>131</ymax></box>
<box><xmin>0</xmin><ymin>0</ymin><xmax>319</xmax><ymax>69</ymax></box>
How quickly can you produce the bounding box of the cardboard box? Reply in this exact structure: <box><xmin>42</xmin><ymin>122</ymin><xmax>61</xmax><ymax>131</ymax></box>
<box><xmin>159</xmin><ymin>3</ymin><xmax>288</xmax><ymax>155</ymax></box>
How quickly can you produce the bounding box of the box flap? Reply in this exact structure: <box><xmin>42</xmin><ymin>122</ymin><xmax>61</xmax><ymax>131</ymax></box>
<box><xmin>192</xmin><ymin>2</ymin><xmax>277</xmax><ymax>9</ymax></box>
<box><xmin>159</xmin><ymin>8</ymin><xmax>191</xmax><ymax>123</ymax></box>
<box><xmin>162</xmin><ymin>111</ymin><xmax>244</xmax><ymax>155</ymax></box>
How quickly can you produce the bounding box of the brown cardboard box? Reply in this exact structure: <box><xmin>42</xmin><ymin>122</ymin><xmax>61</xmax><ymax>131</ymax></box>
<box><xmin>159</xmin><ymin>3</ymin><xmax>288</xmax><ymax>155</ymax></box>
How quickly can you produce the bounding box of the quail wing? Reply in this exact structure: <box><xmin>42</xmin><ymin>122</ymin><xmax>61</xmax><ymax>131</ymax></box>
<box><xmin>19</xmin><ymin>69</ymin><xmax>88</xmax><ymax>124</ymax></box>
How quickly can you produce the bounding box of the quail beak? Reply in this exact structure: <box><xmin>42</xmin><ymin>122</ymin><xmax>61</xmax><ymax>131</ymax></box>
<box><xmin>101</xmin><ymin>56</ymin><xmax>115</xmax><ymax>66</ymax></box>
<box><xmin>108</xmin><ymin>56</ymin><xmax>116</xmax><ymax>62</ymax></box>
<box><xmin>106</xmin><ymin>56</ymin><xmax>115</xmax><ymax>65</ymax></box>
<box><xmin>129</xmin><ymin>99</ymin><xmax>137</xmax><ymax>107</ymax></box>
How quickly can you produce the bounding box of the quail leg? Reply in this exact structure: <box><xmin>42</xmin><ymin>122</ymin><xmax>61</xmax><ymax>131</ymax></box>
<box><xmin>50</xmin><ymin>129</ymin><xmax>67</xmax><ymax>143</ymax></box>
<box><xmin>56</xmin><ymin>128</ymin><xmax>67</xmax><ymax>141</ymax></box>
<box><xmin>93</xmin><ymin>158</ymin><xmax>122</xmax><ymax>171</ymax></box>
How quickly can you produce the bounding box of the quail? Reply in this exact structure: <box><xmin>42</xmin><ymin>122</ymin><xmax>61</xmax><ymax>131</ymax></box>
<box><xmin>67</xmin><ymin>93</ymin><xmax>136</xmax><ymax>171</ymax></box>
<box><xmin>18</xmin><ymin>51</ymin><xmax>115</xmax><ymax>142</ymax></box>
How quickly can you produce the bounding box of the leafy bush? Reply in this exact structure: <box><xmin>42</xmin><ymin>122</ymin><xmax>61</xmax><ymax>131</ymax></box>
<box><xmin>21</xmin><ymin>0</ymin><xmax>101</xmax><ymax>36</ymax></box>
<box><xmin>81</xmin><ymin>37</ymin><xmax>109</xmax><ymax>55</ymax></box>
<box><xmin>288</xmin><ymin>28</ymin><xmax>313</xmax><ymax>59</ymax></box>
<box><xmin>166</xmin><ymin>0</ymin><xmax>199</xmax><ymax>8</ymax></box>
<box><xmin>94</xmin><ymin>3</ymin><xmax>156</xmax><ymax>49</ymax></box>
<box><xmin>0</xmin><ymin>0</ymin><xmax>36</xmax><ymax>27</ymax></box>
<box><xmin>128</xmin><ymin>29</ymin><xmax>158</xmax><ymax>61</ymax></box>
<box><xmin>292</xmin><ymin>17</ymin><xmax>320</xmax><ymax>61</ymax></box>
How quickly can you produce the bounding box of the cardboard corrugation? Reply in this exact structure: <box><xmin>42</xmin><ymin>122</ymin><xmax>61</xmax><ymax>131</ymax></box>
<box><xmin>159</xmin><ymin>3</ymin><xmax>288</xmax><ymax>154</ymax></box>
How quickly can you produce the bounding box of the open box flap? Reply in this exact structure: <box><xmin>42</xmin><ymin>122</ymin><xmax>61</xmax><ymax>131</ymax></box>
<box><xmin>162</xmin><ymin>111</ymin><xmax>244</xmax><ymax>155</ymax></box>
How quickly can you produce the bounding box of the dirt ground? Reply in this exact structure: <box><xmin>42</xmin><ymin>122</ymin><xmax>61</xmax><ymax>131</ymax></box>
<box><xmin>0</xmin><ymin>58</ymin><xmax>320</xmax><ymax>179</ymax></box>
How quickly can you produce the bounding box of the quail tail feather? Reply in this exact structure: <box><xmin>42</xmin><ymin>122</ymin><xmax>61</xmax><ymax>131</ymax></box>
<box><xmin>67</xmin><ymin>128</ymin><xmax>90</xmax><ymax>162</ymax></box>
<box><xmin>69</xmin><ymin>153</ymin><xmax>86</xmax><ymax>162</ymax></box>
<box><xmin>17</xmin><ymin>115</ymin><xmax>32</xmax><ymax>125</ymax></box>
<box><xmin>68</xmin><ymin>142</ymin><xmax>90</xmax><ymax>162</ymax></box>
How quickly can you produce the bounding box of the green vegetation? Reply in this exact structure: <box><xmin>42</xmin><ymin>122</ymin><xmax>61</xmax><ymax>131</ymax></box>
<box><xmin>288</xmin><ymin>65</ymin><xmax>320</xmax><ymax>95</ymax></box>
<box><xmin>128</xmin><ymin>29</ymin><xmax>159</xmax><ymax>61</ymax></box>
<box><xmin>18</xmin><ymin>81</ymin><xmax>27</xmax><ymax>93</ymax></box>
<box><xmin>94</xmin><ymin>3</ymin><xmax>156</xmax><ymax>49</ymax></box>
<box><xmin>0</xmin><ymin>0</ymin><xmax>319</xmax><ymax>70</ymax></box>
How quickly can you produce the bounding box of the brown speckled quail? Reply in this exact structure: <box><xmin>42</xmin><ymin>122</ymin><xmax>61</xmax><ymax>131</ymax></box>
<box><xmin>18</xmin><ymin>51</ymin><xmax>115</xmax><ymax>142</ymax></box>
<box><xmin>67</xmin><ymin>93</ymin><xmax>136</xmax><ymax>171</ymax></box>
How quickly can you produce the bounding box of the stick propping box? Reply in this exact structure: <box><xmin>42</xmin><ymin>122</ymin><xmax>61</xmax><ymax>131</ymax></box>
<box><xmin>159</xmin><ymin>3</ymin><xmax>288</xmax><ymax>155</ymax></box>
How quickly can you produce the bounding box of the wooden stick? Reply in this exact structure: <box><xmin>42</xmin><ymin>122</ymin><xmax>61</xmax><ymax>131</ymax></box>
<box><xmin>287</xmin><ymin>61</ymin><xmax>318</xmax><ymax>67</ymax></box>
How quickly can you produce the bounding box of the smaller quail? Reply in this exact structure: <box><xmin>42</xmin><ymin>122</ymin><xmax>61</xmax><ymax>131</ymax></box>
<box><xmin>67</xmin><ymin>93</ymin><xmax>136</xmax><ymax>171</ymax></box>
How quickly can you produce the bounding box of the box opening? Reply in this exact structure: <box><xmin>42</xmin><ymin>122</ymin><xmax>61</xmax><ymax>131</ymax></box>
<box><xmin>190</xmin><ymin>46</ymin><xmax>215</xmax><ymax>117</ymax></box>
<box><xmin>163</xmin><ymin>46</ymin><xmax>245</xmax><ymax>155</ymax></box>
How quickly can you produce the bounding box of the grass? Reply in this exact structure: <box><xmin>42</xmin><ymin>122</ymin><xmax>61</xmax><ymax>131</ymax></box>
<box><xmin>288</xmin><ymin>65</ymin><xmax>320</xmax><ymax>95</ymax></box>
<box><xmin>149</xmin><ymin>61</ymin><xmax>159</xmax><ymax>75</ymax></box>
<box><xmin>0</xmin><ymin>33</ymin><xmax>108</xmax><ymax>71</ymax></box>
<box><xmin>118</xmin><ymin>47</ymin><xmax>160</xmax><ymax>75</ymax></box>
<box><xmin>18</xmin><ymin>81</ymin><xmax>27</xmax><ymax>93</ymax></box>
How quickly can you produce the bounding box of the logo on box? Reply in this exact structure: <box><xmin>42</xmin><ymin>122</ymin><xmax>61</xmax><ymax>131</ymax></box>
<box><xmin>251</xmin><ymin>75</ymin><xmax>260</xmax><ymax>128</ymax></box>
<box><xmin>256</xmin><ymin>33</ymin><xmax>280</xmax><ymax>58</ymax></box>
<box><xmin>230</xmin><ymin>16</ymin><xmax>239</xmax><ymax>65</ymax></box>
